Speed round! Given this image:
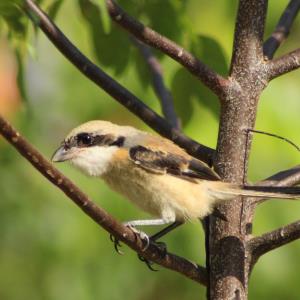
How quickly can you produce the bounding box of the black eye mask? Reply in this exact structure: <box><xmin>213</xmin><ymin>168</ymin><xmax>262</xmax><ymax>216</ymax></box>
<box><xmin>64</xmin><ymin>133</ymin><xmax>125</xmax><ymax>149</ymax></box>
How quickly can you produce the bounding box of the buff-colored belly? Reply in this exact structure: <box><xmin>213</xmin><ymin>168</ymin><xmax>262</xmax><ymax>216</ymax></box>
<box><xmin>102</xmin><ymin>164</ymin><xmax>217</xmax><ymax>222</ymax></box>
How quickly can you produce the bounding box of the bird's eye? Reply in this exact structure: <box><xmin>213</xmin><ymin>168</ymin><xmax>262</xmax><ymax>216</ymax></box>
<box><xmin>76</xmin><ymin>133</ymin><xmax>94</xmax><ymax>146</ymax></box>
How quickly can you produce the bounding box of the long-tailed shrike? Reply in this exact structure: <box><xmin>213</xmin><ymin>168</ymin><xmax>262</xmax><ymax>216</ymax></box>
<box><xmin>52</xmin><ymin>120</ymin><xmax>300</xmax><ymax>244</ymax></box>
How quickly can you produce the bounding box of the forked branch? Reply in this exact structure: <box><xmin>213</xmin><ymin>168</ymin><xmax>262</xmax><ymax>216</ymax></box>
<box><xmin>105</xmin><ymin>0</ymin><xmax>230</xmax><ymax>98</ymax></box>
<box><xmin>0</xmin><ymin>115</ymin><xmax>208</xmax><ymax>285</ymax></box>
<box><xmin>23</xmin><ymin>0</ymin><xmax>214</xmax><ymax>164</ymax></box>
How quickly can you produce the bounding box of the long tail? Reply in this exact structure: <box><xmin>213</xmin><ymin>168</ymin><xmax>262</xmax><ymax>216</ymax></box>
<box><xmin>208</xmin><ymin>182</ymin><xmax>300</xmax><ymax>200</ymax></box>
<box><xmin>222</xmin><ymin>184</ymin><xmax>300</xmax><ymax>199</ymax></box>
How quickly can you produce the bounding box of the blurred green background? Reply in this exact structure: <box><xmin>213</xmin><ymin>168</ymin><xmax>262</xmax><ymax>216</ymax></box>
<box><xmin>1</xmin><ymin>0</ymin><xmax>300</xmax><ymax>299</ymax></box>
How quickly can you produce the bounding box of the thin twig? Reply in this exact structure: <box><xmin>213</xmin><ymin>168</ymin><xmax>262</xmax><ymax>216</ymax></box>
<box><xmin>251</xmin><ymin>165</ymin><xmax>300</xmax><ymax>205</ymax></box>
<box><xmin>23</xmin><ymin>0</ymin><xmax>214</xmax><ymax>165</ymax></box>
<box><xmin>262</xmin><ymin>165</ymin><xmax>300</xmax><ymax>187</ymax></box>
<box><xmin>246</xmin><ymin>129</ymin><xmax>300</xmax><ymax>152</ymax></box>
<box><xmin>105</xmin><ymin>0</ymin><xmax>230</xmax><ymax>98</ymax></box>
<box><xmin>0</xmin><ymin>115</ymin><xmax>208</xmax><ymax>285</ymax></box>
<box><xmin>264</xmin><ymin>0</ymin><xmax>300</xmax><ymax>60</ymax></box>
<box><xmin>249</xmin><ymin>220</ymin><xmax>300</xmax><ymax>268</ymax></box>
<box><xmin>267</xmin><ymin>48</ymin><xmax>300</xmax><ymax>79</ymax></box>
<box><xmin>132</xmin><ymin>38</ymin><xmax>181</xmax><ymax>129</ymax></box>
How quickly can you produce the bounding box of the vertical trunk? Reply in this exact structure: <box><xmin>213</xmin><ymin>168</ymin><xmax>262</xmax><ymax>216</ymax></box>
<box><xmin>208</xmin><ymin>68</ymin><xmax>269</xmax><ymax>299</ymax></box>
<box><xmin>209</xmin><ymin>93</ymin><xmax>258</xmax><ymax>299</ymax></box>
<box><xmin>208</xmin><ymin>1</ymin><xmax>268</xmax><ymax>297</ymax></box>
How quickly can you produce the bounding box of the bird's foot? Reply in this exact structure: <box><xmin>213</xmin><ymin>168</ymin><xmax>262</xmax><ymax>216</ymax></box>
<box><xmin>138</xmin><ymin>240</ymin><xmax>167</xmax><ymax>271</ymax></box>
<box><xmin>110</xmin><ymin>224</ymin><xmax>168</xmax><ymax>271</ymax></box>
<box><xmin>110</xmin><ymin>234</ymin><xmax>124</xmax><ymax>255</ymax></box>
<box><xmin>110</xmin><ymin>223</ymin><xmax>150</xmax><ymax>255</ymax></box>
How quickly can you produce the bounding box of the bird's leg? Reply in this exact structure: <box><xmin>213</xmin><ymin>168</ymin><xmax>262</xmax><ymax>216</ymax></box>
<box><xmin>137</xmin><ymin>221</ymin><xmax>184</xmax><ymax>271</ymax></box>
<box><xmin>110</xmin><ymin>219</ymin><xmax>173</xmax><ymax>254</ymax></box>
<box><xmin>136</xmin><ymin>221</ymin><xmax>184</xmax><ymax>271</ymax></box>
<box><xmin>149</xmin><ymin>221</ymin><xmax>183</xmax><ymax>241</ymax></box>
<box><xmin>110</xmin><ymin>219</ymin><xmax>183</xmax><ymax>270</ymax></box>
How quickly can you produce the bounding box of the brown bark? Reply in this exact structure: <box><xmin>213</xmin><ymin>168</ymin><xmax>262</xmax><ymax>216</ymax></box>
<box><xmin>209</xmin><ymin>1</ymin><xmax>268</xmax><ymax>298</ymax></box>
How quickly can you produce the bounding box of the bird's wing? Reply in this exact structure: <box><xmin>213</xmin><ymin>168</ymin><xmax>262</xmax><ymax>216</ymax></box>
<box><xmin>129</xmin><ymin>145</ymin><xmax>220</xmax><ymax>181</ymax></box>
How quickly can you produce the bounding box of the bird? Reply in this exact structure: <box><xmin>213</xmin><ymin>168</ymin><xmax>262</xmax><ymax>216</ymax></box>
<box><xmin>51</xmin><ymin>120</ymin><xmax>300</xmax><ymax>246</ymax></box>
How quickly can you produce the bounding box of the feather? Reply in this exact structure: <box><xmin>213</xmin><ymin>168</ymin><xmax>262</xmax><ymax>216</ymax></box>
<box><xmin>129</xmin><ymin>145</ymin><xmax>220</xmax><ymax>181</ymax></box>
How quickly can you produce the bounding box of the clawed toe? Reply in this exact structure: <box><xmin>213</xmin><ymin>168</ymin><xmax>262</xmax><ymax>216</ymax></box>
<box><xmin>110</xmin><ymin>234</ymin><xmax>124</xmax><ymax>255</ymax></box>
<box><xmin>110</xmin><ymin>223</ymin><xmax>169</xmax><ymax>272</ymax></box>
<box><xmin>154</xmin><ymin>241</ymin><xmax>167</xmax><ymax>256</ymax></box>
<box><xmin>138</xmin><ymin>254</ymin><xmax>158</xmax><ymax>271</ymax></box>
<box><xmin>123</xmin><ymin>223</ymin><xmax>151</xmax><ymax>251</ymax></box>
<box><xmin>110</xmin><ymin>224</ymin><xmax>150</xmax><ymax>255</ymax></box>
<box><xmin>138</xmin><ymin>240</ymin><xmax>168</xmax><ymax>271</ymax></box>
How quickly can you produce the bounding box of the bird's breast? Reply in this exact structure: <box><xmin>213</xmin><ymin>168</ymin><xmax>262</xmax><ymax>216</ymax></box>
<box><xmin>101</xmin><ymin>158</ymin><xmax>217</xmax><ymax>221</ymax></box>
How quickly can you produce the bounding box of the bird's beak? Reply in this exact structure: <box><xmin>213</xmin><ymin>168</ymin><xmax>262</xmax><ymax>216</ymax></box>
<box><xmin>51</xmin><ymin>146</ymin><xmax>73</xmax><ymax>162</ymax></box>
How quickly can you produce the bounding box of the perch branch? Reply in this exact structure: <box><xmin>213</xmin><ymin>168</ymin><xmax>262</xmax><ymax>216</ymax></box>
<box><xmin>249</xmin><ymin>220</ymin><xmax>300</xmax><ymax>267</ymax></box>
<box><xmin>263</xmin><ymin>0</ymin><xmax>300</xmax><ymax>59</ymax></box>
<box><xmin>132</xmin><ymin>38</ymin><xmax>180</xmax><ymax>129</ymax></box>
<box><xmin>23</xmin><ymin>0</ymin><xmax>214</xmax><ymax>164</ymax></box>
<box><xmin>105</xmin><ymin>0</ymin><xmax>230</xmax><ymax>98</ymax></box>
<box><xmin>267</xmin><ymin>48</ymin><xmax>300</xmax><ymax>79</ymax></box>
<box><xmin>0</xmin><ymin>115</ymin><xmax>208</xmax><ymax>285</ymax></box>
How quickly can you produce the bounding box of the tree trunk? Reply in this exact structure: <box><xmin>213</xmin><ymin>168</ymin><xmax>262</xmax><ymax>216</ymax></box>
<box><xmin>208</xmin><ymin>0</ymin><xmax>269</xmax><ymax>297</ymax></box>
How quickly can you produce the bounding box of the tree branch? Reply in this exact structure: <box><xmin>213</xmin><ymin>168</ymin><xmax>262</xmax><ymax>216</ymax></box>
<box><xmin>251</xmin><ymin>165</ymin><xmax>300</xmax><ymax>205</ymax></box>
<box><xmin>230</xmin><ymin>0</ymin><xmax>268</xmax><ymax>75</ymax></box>
<box><xmin>0</xmin><ymin>115</ymin><xmax>208</xmax><ymax>285</ymax></box>
<box><xmin>263</xmin><ymin>0</ymin><xmax>300</xmax><ymax>60</ymax></box>
<box><xmin>105</xmin><ymin>0</ymin><xmax>230</xmax><ymax>98</ymax></box>
<box><xmin>259</xmin><ymin>165</ymin><xmax>300</xmax><ymax>187</ymax></box>
<box><xmin>249</xmin><ymin>220</ymin><xmax>300</xmax><ymax>267</ymax></box>
<box><xmin>248</xmin><ymin>166</ymin><xmax>300</xmax><ymax>266</ymax></box>
<box><xmin>132</xmin><ymin>38</ymin><xmax>181</xmax><ymax>129</ymax></box>
<box><xmin>267</xmin><ymin>48</ymin><xmax>300</xmax><ymax>79</ymax></box>
<box><xmin>23</xmin><ymin>0</ymin><xmax>214</xmax><ymax>165</ymax></box>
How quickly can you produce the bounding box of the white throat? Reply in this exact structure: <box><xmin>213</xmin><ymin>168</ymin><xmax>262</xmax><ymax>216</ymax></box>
<box><xmin>70</xmin><ymin>146</ymin><xmax>118</xmax><ymax>177</ymax></box>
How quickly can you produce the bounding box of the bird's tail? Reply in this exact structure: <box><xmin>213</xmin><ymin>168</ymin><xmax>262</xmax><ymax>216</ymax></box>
<box><xmin>207</xmin><ymin>182</ymin><xmax>300</xmax><ymax>201</ymax></box>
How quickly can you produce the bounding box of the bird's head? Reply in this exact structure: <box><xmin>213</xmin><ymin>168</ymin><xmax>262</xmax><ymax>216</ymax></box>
<box><xmin>51</xmin><ymin>120</ymin><xmax>140</xmax><ymax>176</ymax></box>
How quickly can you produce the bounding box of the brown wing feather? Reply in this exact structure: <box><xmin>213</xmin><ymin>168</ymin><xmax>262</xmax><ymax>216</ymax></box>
<box><xmin>129</xmin><ymin>145</ymin><xmax>220</xmax><ymax>181</ymax></box>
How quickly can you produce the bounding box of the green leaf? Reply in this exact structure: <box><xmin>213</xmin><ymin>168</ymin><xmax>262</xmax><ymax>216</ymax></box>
<box><xmin>171</xmin><ymin>67</ymin><xmax>219</xmax><ymax>126</ymax></box>
<box><xmin>142</xmin><ymin>0</ymin><xmax>188</xmax><ymax>45</ymax></box>
<box><xmin>47</xmin><ymin>0</ymin><xmax>65</xmax><ymax>20</ymax></box>
<box><xmin>191</xmin><ymin>35</ymin><xmax>228</xmax><ymax>76</ymax></box>
<box><xmin>78</xmin><ymin>0</ymin><xmax>131</xmax><ymax>75</ymax></box>
<box><xmin>171</xmin><ymin>35</ymin><xmax>227</xmax><ymax>125</ymax></box>
<box><xmin>171</xmin><ymin>68</ymin><xmax>194</xmax><ymax>125</ymax></box>
<box><xmin>15</xmin><ymin>49</ymin><xmax>28</xmax><ymax>103</ymax></box>
<box><xmin>90</xmin><ymin>0</ymin><xmax>111</xmax><ymax>34</ymax></box>
<box><xmin>132</xmin><ymin>46</ymin><xmax>151</xmax><ymax>89</ymax></box>
<box><xmin>0</xmin><ymin>2</ymin><xmax>26</xmax><ymax>37</ymax></box>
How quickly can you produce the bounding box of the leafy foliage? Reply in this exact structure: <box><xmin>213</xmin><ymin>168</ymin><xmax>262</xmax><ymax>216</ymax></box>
<box><xmin>171</xmin><ymin>35</ymin><xmax>227</xmax><ymax>125</ymax></box>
